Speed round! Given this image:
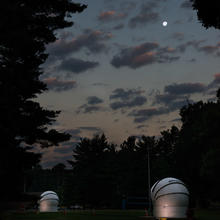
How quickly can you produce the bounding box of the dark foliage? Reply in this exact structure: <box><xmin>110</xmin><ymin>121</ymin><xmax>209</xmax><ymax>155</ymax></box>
<box><xmin>64</xmin><ymin>89</ymin><xmax>220</xmax><ymax>208</ymax></box>
<box><xmin>175</xmin><ymin>88</ymin><xmax>220</xmax><ymax>204</ymax></box>
<box><xmin>68</xmin><ymin>134</ymin><xmax>118</xmax><ymax>208</ymax></box>
<box><xmin>190</xmin><ymin>0</ymin><xmax>220</xmax><ymax>29</ymax></box>
<box><xmin>0</xmin><ymin>0</ymin><xmax>86</xmax><ymax>204</ymax></box>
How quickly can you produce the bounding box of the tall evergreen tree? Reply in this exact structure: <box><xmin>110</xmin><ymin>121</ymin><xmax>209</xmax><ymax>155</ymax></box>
<box><xmin>0</xmin><ymin>0</ymin><xmax>86</xmax><ymax>204</ymax></box>
<box><xmin>68</xmin><ymin>134</ymin><xmax>118</xmax><ymax>208</ymax></box>
<box><xmin>175</xmin><ymin>88</ymin><xmax>220</xmax><ymax>205</ymax></box>
<box><xmin>190</xmin><ymin>0</ymin><xmax>220</xmax><ymax>29</ymax></box>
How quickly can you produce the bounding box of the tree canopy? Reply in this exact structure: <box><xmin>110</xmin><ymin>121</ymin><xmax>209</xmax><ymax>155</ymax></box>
<box><xmin>0</xmin><ymin>0</ymin><xmax>86</xmax><ymax>203</ymax></box>
<box><xmin>64</xmin><ymin>89</ymin><xmax>220</xmax><ymax>208</ymax></box>
<box><xmin>190</xmin><ymin>0</ymin><xmax>220</xmax><ymax>29</ymax></box>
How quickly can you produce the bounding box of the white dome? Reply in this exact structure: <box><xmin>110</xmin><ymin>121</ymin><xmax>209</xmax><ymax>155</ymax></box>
<box><xmin>151</xmin><ymin>177</ymin><xmax>189</xmax><ymax>218</ymax></box>
<box><xmin>39</xmin><ymin>191</ymin><xmax>59</xmax><ymax>212</ymax></box>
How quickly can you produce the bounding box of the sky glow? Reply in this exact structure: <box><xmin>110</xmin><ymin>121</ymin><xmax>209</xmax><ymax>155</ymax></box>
<box><xmin>35</xmin><ymin>0</ymin><xmax>220</xmax><ymax>168</ymax></box>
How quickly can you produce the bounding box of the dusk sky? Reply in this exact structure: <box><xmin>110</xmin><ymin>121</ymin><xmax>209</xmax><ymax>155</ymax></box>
<box><xmin>35</xmin><ymin>0</ymin><xmax>220</xmax><ymax>168</ymax></box>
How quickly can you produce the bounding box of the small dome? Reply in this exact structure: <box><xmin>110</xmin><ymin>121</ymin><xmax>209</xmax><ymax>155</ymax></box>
<box><xmin>40</xmin><ymin>191</ymin><xmax>59</xmax><ymax>202</ymax></box>
<box><xmin>151</xmin><ymin>177</ymin><xmax>189</xmax><ymax>218</ymax></box>
<box><xmin>39</xmin><ymin>191</ymin><xmax>59</xmax><ymax>212</ymax></box>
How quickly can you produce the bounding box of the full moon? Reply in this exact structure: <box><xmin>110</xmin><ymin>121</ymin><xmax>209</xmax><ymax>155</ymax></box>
<box><xmin>162</xmin><ymin>21</ymin><xmax>168</xmax><ymax>26</ymax></box>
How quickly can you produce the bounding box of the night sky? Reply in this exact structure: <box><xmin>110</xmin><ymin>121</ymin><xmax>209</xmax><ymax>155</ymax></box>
<box><xmin>34</xmin><ymin>0</ymin><xmax>220</xmax><ymax>168</ymax></box>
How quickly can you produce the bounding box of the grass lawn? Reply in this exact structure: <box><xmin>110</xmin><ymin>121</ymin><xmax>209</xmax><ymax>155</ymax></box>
<box><xmin>1</xmin><ymin>209</ymin><xmax>220</xmax><ymax>220</ymax></box>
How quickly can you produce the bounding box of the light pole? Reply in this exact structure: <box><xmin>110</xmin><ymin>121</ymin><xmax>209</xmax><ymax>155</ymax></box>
<box><xmin>147</xmin><ymin>145</ymin><xmax>152</xmax><ymax>216</ymax></box>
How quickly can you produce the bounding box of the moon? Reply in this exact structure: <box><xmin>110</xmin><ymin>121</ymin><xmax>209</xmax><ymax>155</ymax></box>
<box><xmin>162</xmin><ymin>21</ymin><xmax>168</xmax><ymax>27</ymax></box>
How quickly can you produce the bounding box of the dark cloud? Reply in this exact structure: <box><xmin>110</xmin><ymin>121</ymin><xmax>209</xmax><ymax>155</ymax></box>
<box><xmin>155</xmin><ymin>93</ymin><xmax>184</xmax><ymax>105</ymax></box>
<box><xmin>198</xmin><ymin>44</ymin><xmax>220</xmax><ymax>55</ymax></box>
<box><xmin>58</xmin><ymin>58</ymin><xmax>99</xmax><ymax>73</ymax></box>
<box><xmin>64</xmin><ymin>129</ymin><xmax>81</xmax><ymax>140</ymax></box>
<box><xmin>129</xmin><ymin>12</ymin><xmax>159</xmax><ymax>28</ymax></box>
<box><xmin>113</xmin><ymin>24</ymin><xmax>124</xmax><ymax>30</ymax></box>
<box><xmin>92</xmin><ymin>82</ymin><xmax>109</xmax><ymax>87</ymax></box>
<box><xmin>128</xmin><ymin>1</ymin><xmax>160</xmax><ymax>28</ymax></box>
<box><xmin>176</xmin><ymin>40</ymin><xmax>220</xmax><ymax>56</ymax></box>
<box><xmin>76</xmin><ymin>95</ymin><xmax>104</xmax><ymax>114</ymax></box>
<box><xmin>171</xmin><ymin>32</ymin><xmax>185</xmax><ymax>41</ymax></box>
<box><xmin>43</xmin><ymin>78</ymin><xmax>77</xmax><ymax>92</ymax></box>
<box><xmin>110</xmin><ymin>96</ymin><xmax>147</xmax><ymax>110</ymax></box>
<box><xmin>153</xmin><ymin>82</ymin><xmax>203</xmax><ymax>111</ymax></box>
<box><xmin>188</xmin><ymin>58</ymin><xmax>196</xmax><ymax>62</ymax></box>
<box><xmin>77</xmin><ymin>104</ymin><xmax>102</xmax><ymax>114</ymax></box>
<box><xmin>111</xmin><ymin>42</ymin><xmax>179</xmax><ymax>69</ymax></box>
<box><xmin>136</xmin><ymin>125</ymin><xmax>149</xmax><ymax>129</ymax></box>
<box><xmin>171</xmin><ymin>118</ymin><xmax>181</xmax><ymax>122</ymax></box>
<box><xmin>48</xmin><ymin>29</ymin><xmax>112</xmax><ymax>58</ymax></box>
<box><xmin>128</xmin><ymin>107</ymin><xmax>168</xmax><ymax>123</ymax></box>
<box><xmin>87</xmin><ymin>96</ymin><xmax>104</xmax><ymax>105</ymax></box>
<box><xmin>154</xmin><ymin>93</ymin><xmax>192</xmax><ymax>112</ymax></box>
<box><xmin>98</xmin><ymin>10</ymin><xmax>127</xmax><ymax>22</ymax></box>
<box><xmin>177</xmin><ymin>40</ymin><xmax>205</xmax><ymax>53</ymax></box>
<box><xmin>208</xmin><ymin>73</ymin><xmax>220</xmax><ymax>89</ymax></box>
<box><xmin>164</xmin><ymin>83</ymin><xmax>206</xmax><ymax>95</ymax></box>
<box><xmin>168</xmin><ymin>99</ymin><xmax>192</xmax><ymax>111</ymax></box>
<box><xmin>109</xmin><ymin>88</ymin><xmax>147</xmax><ymax>110</ymax></box>
<box><xmin>54</xmin><ymin>145</ymin><xmax>76</xmax><ymax>154</ymax></box>
<box><xmin>78</xmin><ymin>126</ymin><xmax>103</xmax><ymax>133</ymax></box>
<box><xmin>110</xmin><ymin>88</ymin><xmax>144</xmax><ymax>100</ymax></box>
<box><xmin>180</xmin><ymin>1</ymin><xmax>192</xmax><ymax>9</ymax></box>
<box><xmin>153</xmin><ymin>83</ymin><xmax>200</xmax><ymax>113</ymax></box>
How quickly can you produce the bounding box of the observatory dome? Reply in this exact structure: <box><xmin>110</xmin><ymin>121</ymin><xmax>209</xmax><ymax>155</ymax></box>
<box><xmin>39</xmin><ymin>191</ymin><xmax>59</xmax><ymax>212</ymax></box>
<box><xmin>151</xmin><ymin>177</ymin><xmax>189</xmax><ymax>218</ymax></box>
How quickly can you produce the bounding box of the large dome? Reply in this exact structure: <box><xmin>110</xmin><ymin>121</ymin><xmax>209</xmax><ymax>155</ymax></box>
<box><xmin>39</xmin><ymin>191</ymin><xmax>59</xmax><ymax>212</ymax></box>
<box><xmin>151</xmin><ymin>177</ymin><xmax>189</xmax><ymax>218</ymax></box>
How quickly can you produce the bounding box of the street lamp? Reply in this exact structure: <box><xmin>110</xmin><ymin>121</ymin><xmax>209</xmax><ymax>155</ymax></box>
<box><xmin>147</xmin><ymin>145</ymin><xmax>152</xmax><ymax>216</ymax></box>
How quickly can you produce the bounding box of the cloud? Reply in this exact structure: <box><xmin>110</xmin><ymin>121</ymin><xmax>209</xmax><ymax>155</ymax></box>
<box><xmin>76</xmin><ymin>95</ymin><xmax>104</xmax><ymax>114</ymax></box>
<box><xmin>180</xmin><ymin>1</ymin><xmax>192</xmax><ymax>9</ymax></box>
<box><xmin>113</xmin><ymin>24</ymin><xmax>124</xmax><ymax>30</ymax></box>
<box><xmin>176</xmin><ymin>40</ymin><xmax>205</xmax><ymax>53</ymax></box>
<box><xmin>87</xmin><ymin>96</ymin><xmax>104</xmax><ymax>105</ymax></box>
<box><xmin>198</xmin><ymin>44</ymin><xmax>220</xmax><ymax>55</ymax></box>
<box><xmin>43</xmin><ymin>77</ymin><xmax>77</xmax><ymax>92</ymax></box>
<box><xmin>208</xmin><ymin>73</ymin><xmax>220</xmax><ymax>89</ymax></box>
<box><xmin>48</xmin><ymin>29</ymin><xmax>112</xmax><ymax>58</ymax></box>
<box><xmin>176</xmin><ymin>40</ymin><xmax>220</xmax><ymax>56</ymax></box>
<box><xmin>128</xmin><ymin>1</ymin><xmax>160</xmax><ymax>28</ymax></box>
<box><xmin>98</xmin><ymin>10</ymin><xmax>127</xmax><ymax>22</ymax></box>
<box><xmin>136</xmin><ymin>124</ymin><xmax>149</xmax><ymax>129</ymax></box>
<box><xmin>54</xmin><ymin>145</ymin><xmax>76</xmax><ymax>154</ymax></box>
<box><xmin>154</xmin><ymin>93</ymin><xmax>192</xmax><ymax>112</ymax></box>
<box><xmin>110</xmin><ymin>88</ymin><xmax>144</xmax><ymax>100</ymax></box>
<box><xmin>164</xmin><ymin>83</ymin><xmax>206</xmax><ymax>95</ymax></box>
<box><xmin>58</xmin><ymin>58</ymin><xmax>99</xmax><ymax>73</ymax></box>
<box><xmin>155</xmin><ymin>93</ymin><xmax>185</xmax><ymax>105</ymax></box>
<box><xmin>128</xmin><ymin>107</ymin><xmax>168</xmax><ymax>123</ymax></box>
<box><xmin>109</xmin><ymin>88</ymin><xmax>147</xmax><ymax>110</ymax></box>
<box><xmin>152</xmin><ymin>82</ymin><xmax>202</xmax><ymax>113</ymax></box>
<box><xmin>64</xmin><ymin>129</ymin><xmax>81</xmax><ymax>140</ymax></box>
<box><xmin>110</xmin><ymin>96</ymin><xmax>147</xmax><ymax>110</ymax></box>
<box><xmin>92</xmin><ymin>82</ymin><xmax>109</xmax><ymax>87</ymax></box>
<box><xmin>153</xmin><ymin>82</ymin><xmax>204</xmax><ymax>111</ymax></box>
<box><xmin>76</xmin><ymin>104</ymin><xmax>103</xmax><ymax>114</ymax></box>
<box><xmin>171</xmin><ymin>32</ymin><xmax>185</xmax><ymax>41</ymax></box>
<box><xmin>111</xmin><ymin>42</ymin><xmax>179</xmax><ymax>69</ymax></box>
<box><xmin>78</xmin><ymin>127</ymin><xmax>103</xmax><ymax>133</ymax></box>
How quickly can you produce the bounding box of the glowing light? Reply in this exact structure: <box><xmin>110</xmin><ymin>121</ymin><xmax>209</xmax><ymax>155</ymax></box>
<box><xmin>162</xmin><ymin>21</ymin><xmax>168</xmax><ymax>26</ymax></box>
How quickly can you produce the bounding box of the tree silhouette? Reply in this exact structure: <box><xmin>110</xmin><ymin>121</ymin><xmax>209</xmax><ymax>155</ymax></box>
<box><xmin>175</xmin><ymin>88</ymin><xmax>220</xmax><ymax>205</ymax></box>
<box><xmin>68</xmin><ymin>134</ymin><xmax>118</xmax><ymax>208</ymax></box>
<box><xmin>190</xmin><ymin>0</ymin><xmax>220</xmax><ymax>29</ymax></box>
<box><xmin>0</xmin><ymin>0</ymin><xmax>86</xmax><ymax>204</ymax></box>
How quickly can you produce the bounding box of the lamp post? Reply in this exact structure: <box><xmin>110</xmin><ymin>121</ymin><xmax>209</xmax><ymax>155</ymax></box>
<box><xmin>147</xmin><ymin>145</ymin><xmax>152</xmax><ymax>216</ymax></box>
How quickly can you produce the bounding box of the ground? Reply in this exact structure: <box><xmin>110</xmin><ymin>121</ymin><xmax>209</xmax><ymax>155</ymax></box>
<box><xmin>1</xmin><ymin>209</ymin><xmax>220</xmax><ymax>220</ymax></box>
